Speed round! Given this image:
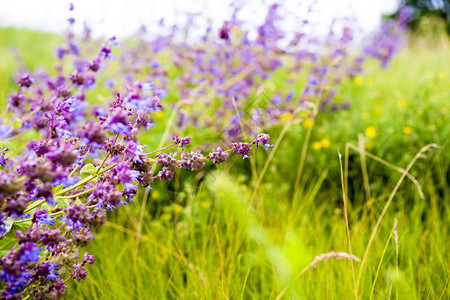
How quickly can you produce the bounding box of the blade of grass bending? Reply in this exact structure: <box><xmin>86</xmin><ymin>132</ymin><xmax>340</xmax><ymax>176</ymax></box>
<box><xmin>356</xmin><ymin>144</ymin><xmax>439</xmax><ymax>292</ymax></box>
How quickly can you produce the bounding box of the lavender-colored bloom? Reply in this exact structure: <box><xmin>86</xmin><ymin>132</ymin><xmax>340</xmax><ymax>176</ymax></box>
<box><xmin>141</xmin><ymin>82</ymin><xmax>155</xmax><ymax>92</ymax></box>
<box><xmin>230</xmin><ymin>142</ymin><xmax>252</xmax><ymax>159</ymax></box>
<box><xmin>83</xmin><ymin>251</ymin><xmax>95</xmax><ymax>265</ymax></box>
<box><xmin>172</xmin><ymin>134</ymin><xmax>191</xmax><ymax>149</ymax></box>
<box><xmin>254</xmin><ymin>133</ymin><xmax>273</xmax><ymax>149</ymax></box>
<box><xmin>157</xmin><ymin>167</ymin><xmax>174</xmax><ymax>180</ymax></box>
<box><xmin>103</xmin><ymin>109</ymin><xmax>131</xmax><ymax>136</ymax></box>
<box><xmin>180</xmin><ymin>151</ymin><xmax>206</xmax><ymax>170</ymax></box>
<box><xmin>71</xmin><ymin>265</ymin><xmax>87</xmax><ymax>281</ymax></box>
<box><xmin>0</xmin><ymin>147</ymin><xmax>9</xmax><ymax>166</ymax></box>
<box><xmin>55</xmin><ymin>46</ymin><xmax>66</xmax><ymax>60</ymax></box>
<box><xmin>219</xmin><ymin>22</ymin><xmax>230</xmax><ymax>40</ymax></box>
<box><xmin>156</xmin><ymin>152</ymin><xmax>177</xmax><ymax>168</ymax></box>
<box><xmin>17</xmin><ymin>74</ymin><xmax>34</xmax><ymax>88</ymax></box>
<box><xmin>46</xmin><ymin>144</ymin><xmax>79</xmax><ymax>167</ymax></box>
<box><xmin>207</xmin><ymin>147</ymin><xmax>229</xmax><ymax>164</ymax></box>
<box><xmin>34</xmin><ymin>262</ymin><xmax>59</xmax><ymax>281</ymax></box>
<box><xmin>19</xmin><ymin>242</ymin><xmax>42</xmax><ymax>263</ymax></box>
<box><xmin>0</xmin><ymin>124</ymin><xmax>12</xmax><ymax>139</ymax></box>
<box><xmin>124</xmin><ymin>141</ymin><xmax>146</xmax><ymax>164</ymax></box>
<box><xmin>33</xmin><ymin>208</ymin><xmax>56</xmax><ymax>226</ymax></box>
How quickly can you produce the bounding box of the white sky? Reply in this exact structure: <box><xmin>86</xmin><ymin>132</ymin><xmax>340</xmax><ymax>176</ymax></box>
<box><xmin>0</xmin><ymin>0</ymin><xmax>399</xmax><ymax>39</ymax></box>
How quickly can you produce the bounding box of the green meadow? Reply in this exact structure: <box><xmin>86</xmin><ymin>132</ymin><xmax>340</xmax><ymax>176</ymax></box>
<box><xmin>0</xmin><ymin>27</ymin><xmax>449</xmax><ymax>299</ymax></box>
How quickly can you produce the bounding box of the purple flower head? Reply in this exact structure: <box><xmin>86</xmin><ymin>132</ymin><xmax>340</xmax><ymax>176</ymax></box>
<box><xmin>141</xmin><ymin>82</ymin><xmax>155</xmax><ymax>92</ymax></box>
<box><xmin>0</xmin><ymin>147</ymin><xmax>9</xmax><ymax>166</ymax></box>
<box><xmin>112</xmin><ymin>161</ymin><xmax>140</xmax><ymax>187</ymax></box>
<box><xmin>109</xmin><ymin>36</ymin><xmax>121</xmax><ymax>47</ymax></box>
<box><xmin>207</xmin><ymin>147</ymin><xmax>229</xmax><ymax>164</ymax></box>
<box><xmin>72</xmin><ymin>264</ymin><xmax>87</xmax><ymax>281</ymax></box>
<box><xmin>180</xmin><ymin>151</ymin><xmax>206</xmax><ymax>170</ymax></box>
<box><xmin>308</xmin><ymin>76</ymin><xmax>319</xmax><ymax>85</ymax></box>
<box><xmin>136</xmin><ymin>111</ymin><xmax>154</xmax><ymax>130</ymax></box>
<box><xmin>100</xmin><ymin>46</ymin><xmax>112</xmax><ymax>59</ymax></box>
<box><xmin>69</xmin><ymin>42</ymin><xmax>79</xmax><ymax>55</ymax></box>
<box><xmin>156</xmin><ymin>152</ymin><xmax>177</xmax><ymax>168</ymax></box>
<box><xmin>33</xmin><ymin>208</ymin><xmax>56</xmax><ymax>226</ymax></box>
<box><xmin>46</xmin><ymin>144</ymin><xmax>79</xmax><ymax>167</ymax></box>
<box><xmin>17</xmin><ymin>74</ymin><xmax>34</xmax><ymax>88</ymax></box>
<box><xmin>77</xmin><ymin>120</ymin><xmax>107</xmax><ymax>149</ymax></box>
<box><xmin>398</xmin><ymin>6</ymin><xmax>414</xmax><ymax>26</ymax></box>
<box><xmin>157</xmin><ymin>167</ymin><xmax>174</xmax><ymax>180</ymax></box>
<box><xmin>0</xmin><ymin>124</ymin><xmax>13</xmax><ymax>139</ymax></box>
<box><xmin>19</xmin><ymin>242</ymin><xmax>42</xmax><ymax>263</ymax></box>
<box><xmin>219</xmin><ymin>22</ymin><xmax>231</xmax><ymax>40</ymax></box>
<box><xmin>4</xmin><ymin>192</ymin><xmax>30</xmax><ymax>219</ymax></box>
<box><xmin>230</xmin><ymin>142</ymin><xmax>252</xmax><ymax>159</ymax></box>
<box><xmin>254</xmin><ymin>133</ymin><xmax>273</xmax><ymax>149</ymax></box>
<box><xmin>64</xmin><ymin>204</ymin><xmax>90</xmax><ymax>229</ymax></box>
<box><xmin>34</xmin><ymin>262</ymin><xmax>59</xmax><ymax>281</ymax></box>
<box><xmin>88</xmin><ymin>57</ymin><xmax>102</xmax><ymax>72</ymax></box>
<box><xmin>172</xmin><ymin>134</ymin><xmax>191</xmax><ymax>149</ymax></box>
<box><xmin>103</xmin><ymin>109</ymin><xmax>132</xmax><ymax>136</ymax></box>
<box><xmin>83</xmin><ymin>251</ymin><xmax>95</xmax><ymax>265</ymax></box>
<box><xmin>124</xmin><ymin>141</ymin><xmax>146</xmax><ymax>164</ymax></box>
<box><xmin>0</xmin><ymin>213</ymin><xmax>8</xmax><ymax>236</ymax></box>
<box><xmin>55</xmin><ymin>46</ymin><xmax>66</xmax><ymax>60</ymax></box>
<box><xmin>7</xmin><ymin>92</ymin><xmax>26</xmax><ymax>112</ymax></box>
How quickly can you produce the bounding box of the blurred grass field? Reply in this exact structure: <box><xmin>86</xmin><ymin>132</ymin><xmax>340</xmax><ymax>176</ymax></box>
<box><xmin>0</xmin><ymin>27</ymin><xmax>449</xmax><ymax>299</ymax></box>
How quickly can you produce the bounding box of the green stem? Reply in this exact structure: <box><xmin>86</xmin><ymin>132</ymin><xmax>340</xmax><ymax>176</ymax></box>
<box><xmin>146</xmin><ymin>142</ymin><xmax>176</xmax><ymax>156</ymax></box>
<box><xmin>57</xmin><ymin>187</ymin><xmax>96</xmax><ymax>200</ymax></box>
<box><xmin>23</xmin><ymin>199</ymin><xmax>46</xmax><ymax>213</ymax></box>
<box><xmin>69</xmin><ymin>149</ymin><xmax>91</xmax><ymax>177</ymax></box>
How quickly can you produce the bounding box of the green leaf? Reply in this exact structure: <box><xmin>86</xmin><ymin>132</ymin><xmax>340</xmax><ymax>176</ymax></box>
<box><xmin>80</xmin><ymin>163</ymin><xmax>97</xmax><ymax>175</ymax></box>
<box><xmin>58</xmin><ymin>198</ymin><xmax>70</xmax><ymax>208</ymax></box>
<box><xmin>54</xmin><ymin>184</ymin><xmax>63</xmax><ymax>193</ymax></box>
<box><xmin>0</xmin><ymin>220</ymin><xmax>32</xmax><ymax>257</ymax></box>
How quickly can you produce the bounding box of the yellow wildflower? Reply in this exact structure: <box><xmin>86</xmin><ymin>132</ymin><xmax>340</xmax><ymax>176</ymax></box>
<box><xmin>303</xmin><ymin>118</ymin><xmax>314</xmax><ymax>128</ymax></box>
<box><xmin>403</xmin><ymin>126</ymin><xmax>412</xmax><ymax>135</ymax></box>
<box><xmin>354</xmin><ymin>76</ymin><xmax>364</xmax><ymax>85</ymax></box>
<box><xmin>365</xmin><ymin>127</ymin><xmax>376</xmax><ymax>138</ymax></box>
<box><xmin>321</xmin><ymin>138</ymin><xmax>330</xmax><ymax>148</ymax></box>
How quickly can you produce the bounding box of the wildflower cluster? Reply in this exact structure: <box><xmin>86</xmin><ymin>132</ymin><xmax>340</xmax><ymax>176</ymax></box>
<box><xmin>0</xmin><ymin>22</ymin><xmax>271</xmax><ymax>300</ymax></box>
<box><xmin>111</xmin><ymin>4</ymin><xmax>412</xmax><ymax>141</ymax></box>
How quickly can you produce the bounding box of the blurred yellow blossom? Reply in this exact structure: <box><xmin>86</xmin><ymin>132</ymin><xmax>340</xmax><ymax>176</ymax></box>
<box><xmin>312</xmin><ymin>142</ymin><xmax>321</xmax><ymax>150</ymax></box>
<box><xmin>200</xmin><ymin>201</ymin><xmax>211</xmax><ymax>209</ymax></box>
<box><xmin>281</xmin><ymin>112</ymin><xmax>292</xmax><ymax>121</ymax></box>
<box><xmin>438</xmin><ymin>71</ymin><xmax>447</xmax><ymax>79</ymax></box>
<box><xmin>151</xmin><ymin>190</ymin><xmax>160</xmax><ymax>199</ymax></box>
<box><xmin>365</xmin><ymin>127</ymin><xmax>376</xmax><ymax>138</ymax></box>
<box><xmin>403</xmin><ymin>126</ymin><xmax>412</xmax><ymax>135</ymax></box>
<box><xmin>303</xmin><ymin>118</ymin><xmax>314</xmax><ymax>128</ymax></box>
<box><xmin>321</xmin><ymin>138</ymin><xmax>330</xmax><ymax>148</ymax></box>
<box><xmin>354</xmin><ymin>76</ymin><xmax>364</xmax><ymax>85</ymax></box>
<box><xmin>174</xmin><ymin>204</ymin><xmax>183</xmax><ymax>213</ymax></box>
<box><xmin>155</xmin><ymin>111</ymin><xmax>164</xmax><ymax>119</ymax></box>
